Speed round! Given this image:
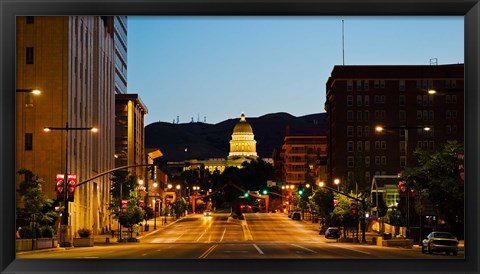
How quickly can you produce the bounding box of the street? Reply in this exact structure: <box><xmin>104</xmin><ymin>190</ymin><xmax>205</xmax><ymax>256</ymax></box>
<box><xmin>17</xmin><ymin>212</ymin><xmax>464</xmax><ymax>259</ymax></box>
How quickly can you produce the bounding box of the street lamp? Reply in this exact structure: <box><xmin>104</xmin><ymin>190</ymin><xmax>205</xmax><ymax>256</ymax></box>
<box><xmin>152</xmin><ymin>199</ymin><xmax>157</xmax><ymax>230</ymax></box>
<box><xmin>375</xmin><ymin>124</ymin><xmax>430</xmax><ymax>238</ymax></box>
<box><xmin>16</xmin><ymin>89</ymin><xmax>41</xmax><ymax>95</ymax></box>
<box><xmin>334</xmin><ymin>178</ymin><xmax>340</xmax><ymax>191</ymax></box>
<box><xmin>44</xmin><ymin>122</ymin><xmax>97</xmax><ymax>246</ymax></box>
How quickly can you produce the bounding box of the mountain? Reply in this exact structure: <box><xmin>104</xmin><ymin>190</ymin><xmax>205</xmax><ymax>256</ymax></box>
<box><xmin>144</xmin><ymin>112</ymin><xmax>327</xmax><ymax>162</ymax></box>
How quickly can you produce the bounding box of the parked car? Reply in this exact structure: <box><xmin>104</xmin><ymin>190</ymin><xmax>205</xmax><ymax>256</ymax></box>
<box><xmin>325</xmin><ymin>227</ymin><xmax>341</xmax><ymax>239</ymax></box>
<box><xmin>203</xmin><ymin>210</ymin><xmax>212</xmax><ymax>217</ymax></box>
<box><xmin>288</xmin><ymin>211</ymin><xmax>294</xmax><ymax>218</ymax></box>
<box><xmin>291</xmin><ymin>212</ymin><xmax>301</xmax><ymax>220</ymax></box>
<box><xmin>319</xmin><ymin>225</ymin><xmax>327</xmax><ymax>235</ymax></box>
<box><xmin>421</xmin><ymin>231</ymin><xmax>458</xmax><ymax>255</ymax></box>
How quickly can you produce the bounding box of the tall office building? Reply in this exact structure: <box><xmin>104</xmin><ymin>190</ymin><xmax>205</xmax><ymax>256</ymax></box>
<box><xmin>16</xmin><ymin>16</ymin><xmax>116</xmax><ymax>236</ymax></box>
<box><xmin>114</xmin><ymin>16</ymin><xmax>128</xmax><ymax>94</ymax></box>
<box><xmin>324</xmin><ymin>64</ymin><xmax>464</xmax><ymax>189</ymax></box>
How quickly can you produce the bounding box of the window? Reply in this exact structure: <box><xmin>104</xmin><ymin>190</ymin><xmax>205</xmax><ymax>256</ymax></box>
<box><xmin>429</xmin><ymin>141</ymin><xmax>435</xmax><ymax>152</ymax></box>
<box><xmin>423</xmin><ymin>110</ymin><xmax>428</xmax><ymax>121</ymax></box>
<box><xmin>375</xmin><ymin>156</ymin><xmax>381</xmax><ymax>165</ymax></box>
<box><xmin>399</xmin><ymin>95</ymin><xmax>406</xmax><ymax>106</ymax></box>
<box><xmin>374</xmin><ymin>80</ymin><xmax>380</xmax><ymax>88</ymax></box>
<box><xmin>381</xmin><ymin>156</ymin><xmax>387</xmax><ymax>165</ymax></box>
<box><xmin>423</xmin><ymin>95</ymin><xmax>428</xmax><ymax>106</ymax></box>
<box><xmin>26</xmin><ymin>47</ymin><xmax>34</xmax><ymax>64</ymax></box>
<box><xmin>380</xmin><ymin>95</ymin><xmax>386</xmax><ymax>104</ymax></box>
<box><xmin>364</xmin><ymin>111</ymin><xmax>370</xmax><ymax>121</ymax></box>
<box><xmin>417</xmin><ymin>141</ymin><xmax>423</xmax><ymax>149</ymax></box>
<box><xmin>400</xmin><ymin>141</ymin><xmax>406</xmax><ymax>152</ymax></box>
<box><xmin>356</xmin><ymin>80</ymin><xmax>362</xmax><ymax>91</ymax></box>
<box><xmin>380</xmin><ymin>110</ymin><xmax>385</xmax><ymax>118</ymax></box>
<box><xmin>399</xmin><ymin>80</ymin><xmax>405</xmax><ymax>91</ymax></box>
<box><xmin>452</xmin><ymin>80</ymin><xmax>456</xmax><ymax>88</ymax></box>
<box><xmin>347</xmin><ymin>80</ymin><xmax>353</xmax><ymax>91</ymax></box>
<box><xmin>364</xmin><ymin>95</ymin><xmax>370</xmax><ymax>106</ymax></box>
<box><xmin>417</xmin><ymin>110</ymin><xmax>423</xmax><ymax>120</ymax></box>
<box><xmin>357</xmin><ymin>95</ymin><xmax>362</xmax><ymax>106</ymax></box>
<box><xmin>429</xmin><ymin>110</ymin><xmax>434</xmax><ymax>121</ymax></box>
<box><xmin>365</xmin><ymin>157</ymin><xmax>370</xmax><ymax>168</ymax></box>
<box><xmin>446</xmin><ymin>95</ymin><xmax>451</xmax><ymax>104</ymax></box>
<box><xmin>347</xmin><ymin>141</ymin><xmax>354</xmax><ymax>152</ymax></box>
<box><xmin>364</xmin><ymin>80</ymin><xmax>370</xmax><ymax>90</ymax></box>
<box><xmin>375</xmin><ymin>95</ymin><xmax>380</xmax><ymax>104</ymax></box>
<box><xmin>375</xmin><ymin>141</ymin><xmax>380</xmax><ymax>149</ymax></box>
<box><xmin>365</xmin><ymin>126</ymin><xmax>370</xmax><ymax>137</ymax></box>
<box><xmin>347</xmin><ymin>95</ymin><xmax>353</xmax><ymax>106</ymax></box>
<box><xmin>347</xmin><ymin>111</ymin><xmax>354</xmax><ymax>122</ymax></box>
<box><xmin>417</xmin><ymin>95</ymin><xmax>422</xmax><ymax>105</ymax></box>
<box><xmin>365</xmin><ymin>141</ymin><xmax>370</xmax><ymax>152</ymax></box>
<box><xmin>381</xmin><ymin>141</ymin><xmax>386</xmax><ymax>150</ymax></box>
<box><xmin>400</xmin><ymin>156</ymin><xmax>406</xmax><ymax>167</ymax></box>
<box><xmin>399</xmin><ymin>110</ymin><xmax>406</xmax><ymax>121</ymax></box>
<box><xmin>357</xmin><ymin>111</ymin><xmax>362</xmax><ymax>122</ymax></box>
<box><xmin>357</xmin><ymin>126</ymin><xmax>363</xmax><ymax>137</ymax></box>
<box><xmin>347</xmin><ymin>156</ymin><xmax>354</xmax><ymax>168</ymax></box>
<box><xmin>446</xmin><ymin>125</ymin><xmax>452</xmax><ymax>134</ymax></box>
<box><xmin>25</xmin><ymin>133</ymin><xmax>33</xmax><ymax>150</ymax></box>
<box><xmin>452</xmin><ymin>110</ymin><xmax>457</xmax><ymax>119</ymax></box>
<box><xmin>452</xmin><ymin>95</ymin><xmax>457</xmax><ymax>104</ymax></box>
<box><xmin>357</xmin><ymin>141</ymin><xmax>363</xmax><ymax>152</ymax></box>
<box><xmin>26</xmin><ymin>16</ymin><xmax>34</xmax><ymax>24</ymax></box>
<box><xmin>347</xmin><ymin>126</ymin><xmax>354</xmax><ymax>137</ymax></box>
<box><xmin>365</xmin><ymin>172</ymin><xmax>371</xmax><ymax>183</ymax></box>
<box><xmin>380</xmin><ymin>80</ymin><xmax>385</xmax><ymax>88</ymax></box>
<box><xmin>446</xmin><ymin>110</ymin><xmax>451</xmax><ymax>119</ymax></box>
<box><xmin>429</xmin><ymin>95</ymin><xmax>434</xmax><ymax>106</ymax></box>
<box><xmin>375</xmin><ymin>110</ymin><xmax>380</xmax><ymax>119</ymax></box>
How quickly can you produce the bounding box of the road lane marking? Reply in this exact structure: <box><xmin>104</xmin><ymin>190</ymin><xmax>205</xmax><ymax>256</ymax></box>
<box><xmin>198</xmin><ymin>244</ymin><xmax>218</xmax><ymax>259</ymax></box>
<box><xmin>173</xmin><ymin>233</ymin><xmax>185</xmax><ymax>242</ymax></box>
<box><xmin>253</xmin><ymin>244</ymin><xmax>264</xmax><ymax>255</ymax></box>
<box><xmin>336</xmin><ymin>245</ymin><xmax>371</xmax><ymax>255</ymax></box>
<box><xmin>291</xmin><ymin>244</ymin><xmax>318</xmax><ymax>253</ymax></box>
<box><xmin>220</xmin><ymin>228</ymin><xmax>226</xmax><ymax>242</ymax></box>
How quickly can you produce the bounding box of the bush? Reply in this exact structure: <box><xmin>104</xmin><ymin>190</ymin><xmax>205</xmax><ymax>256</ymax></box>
<box><xmin>77</xmin><ymin>228</ymin><xmax>92</xmax><ymax>237</ymax></box>
<box><xmin>40</xmin><ymin>226</ymin><xmax>55</xmax><ymax>238</ymax></box>
<box><xmin>18</xmin><ymin>226</ymin><xmax>32</xmax><ymax>239</ymax></box>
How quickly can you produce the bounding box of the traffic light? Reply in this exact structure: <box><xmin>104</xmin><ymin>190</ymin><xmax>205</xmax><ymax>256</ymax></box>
<box><xmin>262</xmin><ymin>190</ymin><xmax>268</xmax><ymax>195</ymax></box>
<box><xmin>298</xmin><ymin>189</ymin><xmax>304</xmax><ymax>195</ymax></box>
<box><xmin>350</xmin><ymin>200</ymin><xmax>357</xmax><ymax>215</ymax></box>
<box><xmin>244</xmin><ymin>192</ymin><xmax>249</xmax><ymax>198</ymax></box>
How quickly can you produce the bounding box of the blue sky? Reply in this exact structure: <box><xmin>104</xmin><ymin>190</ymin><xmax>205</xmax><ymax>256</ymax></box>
<box><xmin>127</xmin><ymin>16</ymin><xmax>463</xmax><ymax>126</ymax></box>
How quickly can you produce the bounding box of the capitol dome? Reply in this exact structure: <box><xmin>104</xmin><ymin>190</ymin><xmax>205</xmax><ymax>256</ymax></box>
<box><xmin>228</xmin><ymin>113</ymin><xmax>258</xmax><ymax>159</ymax></box>
<box><xmin>233</xmin><ymin>113</ymin><xmax>253</xmax><ymax>134</ymax></box>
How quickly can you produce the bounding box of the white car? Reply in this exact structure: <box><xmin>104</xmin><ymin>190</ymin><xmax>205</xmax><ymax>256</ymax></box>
<box><xmin>203</xmin><ymin>210</ymin><xmax>212</xmax><ymax>217</ymax></box>
<box><xmin>421</xmin><ymin>231</ymin><xmax>458</xmax><ymax>255</ymax></box>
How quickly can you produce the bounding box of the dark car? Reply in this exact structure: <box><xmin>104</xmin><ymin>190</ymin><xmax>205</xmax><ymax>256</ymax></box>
<box><xmin>325</xmin><ymin>227</ymin><xmax>341</xmax><ymax>239</ymax></box>
<box><xmin>422</xmin><ymin>231</ymin><xmax>458</xmax><ymax>255</ymax></box>
<box><xmin>291</xmin><ymin>212</ymin><xmax>301</xmax><ymax>220</ymax></box>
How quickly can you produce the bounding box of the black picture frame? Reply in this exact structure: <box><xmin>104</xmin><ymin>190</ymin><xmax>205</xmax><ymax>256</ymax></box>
<box><xmin>1</xmin><ymin>1</ymin><xmax>479</xmax><ymax>273</ymax></box>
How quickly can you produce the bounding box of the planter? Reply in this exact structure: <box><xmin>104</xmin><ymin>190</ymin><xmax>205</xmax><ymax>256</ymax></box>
<box><xmin>73</xmin><ymin>237</ymin><xmax>94</xmax><ymax>247</ymax></box>
<box><xmin>16</xmin><ymin>238</ymin><xmax>56</xmax><ymax>251</ymax></box>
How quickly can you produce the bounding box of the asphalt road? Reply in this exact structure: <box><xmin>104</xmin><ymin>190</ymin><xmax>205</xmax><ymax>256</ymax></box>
<box><xmin>17</xmin><ymin>212</ymin><xmax>464</xmax><ymax>259</ymax></box>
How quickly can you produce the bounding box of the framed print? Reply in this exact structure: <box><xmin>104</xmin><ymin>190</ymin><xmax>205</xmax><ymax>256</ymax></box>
<box><xmin>1</xmin><ymin>0</ymin><xmax>479</xmax><ymax>274</ymax></box>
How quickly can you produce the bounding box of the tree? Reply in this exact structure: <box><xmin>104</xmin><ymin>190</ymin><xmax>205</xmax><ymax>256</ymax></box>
<box><xmin>401</xmin><ymin>140</ymin><xmax>464</xmax><ymax>236</ymax></box>
<box><xmin>309</xmin><ymin>189</ymin><xmax>334</xmax><ymax>224</ymax></box>
<box><xmin>109</xmin><ymin>170</ymin><xmax>139</xmax><ymax>220</ymax></box>
<box><xmin>16</xmin><ymin>169</ymin><xmax>57</xmax><ymax>238</ymax></box>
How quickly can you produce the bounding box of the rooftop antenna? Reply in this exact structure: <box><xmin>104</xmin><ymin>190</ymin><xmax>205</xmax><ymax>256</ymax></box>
<box><xmin>204</xmin><ymin>116</ymin><xmax>206</xmax><ymax>123</ymax></box>
<box><xmin>342</xmin><ymin>20</ymin><xmax>345</xmax><ymax>65</ymax></box>
<box><xmin>177</xmin><ymin>116</ymin><xmax>179</xmax><ymax>124</ymax></box>
<box><xmin>430</xmin><ymin>58</ymin><xmax>438</xmax><ymax>65</ymax></box>
<box><xmin>197</xmin><ymin>113</ymin><xmax>200</xmax><ymax>123</ymax></box>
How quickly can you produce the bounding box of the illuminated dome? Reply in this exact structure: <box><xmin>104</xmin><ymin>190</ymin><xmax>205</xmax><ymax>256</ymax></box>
<box><xmin>228</xmin><ymin>113</ymin><xmax>258</xmax><ymax>159</ymax></box>
<box><xmin>233</xmin><ymin>113</ymin><xmax>253</xmax><ymax>134</ymax></box>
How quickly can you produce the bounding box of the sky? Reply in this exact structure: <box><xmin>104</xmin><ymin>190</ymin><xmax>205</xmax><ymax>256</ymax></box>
<box><xmin>127</xmin><ymin>16</ymin><xmax>464</xmax><ymax>126</ymax></box>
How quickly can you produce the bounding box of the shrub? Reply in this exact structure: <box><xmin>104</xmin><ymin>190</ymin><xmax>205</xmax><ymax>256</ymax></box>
<box><xmin>40</xmin><ymin>226</ymin><xmax>55</xmax><ymax>238</ymax></box>
<box><xmin>77</xmin><ymin>228</ymin><xmax>92</xmax><ymax>237</ymax></box>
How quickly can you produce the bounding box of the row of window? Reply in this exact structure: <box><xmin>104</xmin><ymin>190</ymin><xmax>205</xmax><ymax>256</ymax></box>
<box><xmin>346</xmin><ymin>94</ymin><xmax>457</xmax><ymax>107</ymax></box>
<box><xmin>346</xmin><ymin>126</ymin><xmax>433</xmax><ymax>138</ymax></box>
<box><xmin>346</xmin><ymin>140</ymin><xmax>436</xmax><ymax>154</ymax></box>
<box><xmin>346</xmin><ymin>79</ymin><xmax>457</xmax><ymax>92</ymax></box>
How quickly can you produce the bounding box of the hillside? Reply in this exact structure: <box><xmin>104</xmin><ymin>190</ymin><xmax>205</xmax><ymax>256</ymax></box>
<box><xmin>145</xmin><ymin>112</ymin><xmax>326</xmax><ymax>162</ymax></box>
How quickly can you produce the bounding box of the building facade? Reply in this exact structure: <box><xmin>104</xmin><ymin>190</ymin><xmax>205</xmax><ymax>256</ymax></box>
<box><xmin>114</xmin><ymin>16</ymin><xmax>128</xmax><ymax>94</ymax></box>
<box><xmin>115</xmin><ymin>93</ymin><xmax>148</xmax><ymax>177</ymax></box>
<box><xmin>325</xmin><ymin>64</ymin><xmax>464</xmax><ymax>190</ymax></box>
<box><xmin>16</xmin><ymin>16</ymin><xmax>116</xmax><ymax>236</ymax></box>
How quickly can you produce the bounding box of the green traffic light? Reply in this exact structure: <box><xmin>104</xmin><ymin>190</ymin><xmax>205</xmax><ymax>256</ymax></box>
<box><xmin>262</xmin><ymin>190</ymin><xmax>268</xmax><ymax>195</ymax></box>
<box><xmin>244</xmin><ymin>193</ymin><xmax>249</xmax><ymax>198</ymax></box>
<box><xmin>298</xmin><ymin>190</ymin><xmax>304</xmax><ymax>195</ymax></box>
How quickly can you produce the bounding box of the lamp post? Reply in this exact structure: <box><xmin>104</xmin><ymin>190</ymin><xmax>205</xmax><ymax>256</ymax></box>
<box><xmin>44</xmin><ymin>122</ymin><xmax>97</xmax><ymax>246</ymax></box>
<box><xmin>16</xmin><ymin>89</ymin><xmax>41</xmax><ymax>95</ymax></box>
<box><xmin>152</xmin><ymin>199</ymin><xmax>157</xmax><ymax>230</ymax></box>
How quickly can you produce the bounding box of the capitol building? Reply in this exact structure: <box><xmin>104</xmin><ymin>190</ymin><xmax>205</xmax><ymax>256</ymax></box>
<box><xmin>183</xmin><ymin>113</ymin><xmax>268</xmax><ymax>174</ymax></box>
